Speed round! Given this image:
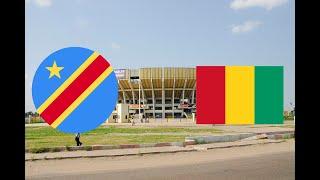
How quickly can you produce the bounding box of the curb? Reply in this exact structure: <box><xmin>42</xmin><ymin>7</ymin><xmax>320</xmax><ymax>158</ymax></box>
<box><xmin>26</xmin><ymin>141</ymin><xmax>197</xmax><ymax>154</ymax></box>
<box><xmin>242</xmin><ymin>132</ymin><xmax>294</xmax><ymax>141</ymax></box>
<box><xmin>255</xmin><ymin>131</ymin><xmax>294</xmax><ymax>135</ymax></box>
<box><xmin>26</xmin><ymin>148</ymin><xmax>197</xmax><ymax>161</ymax></box>
<box><xmin>25</xmin><ymin>132</ymin><xmax>293</xmax><ymax>154</ymax></box>
<box><xmin>266</xmin><ymin>133</ymin><xmax>295</xmax><ymax>140</ymax></box>
<box><xmin>193</xmin><ymin>139</ymin><xmax>286</xmax><ymax>151</ymax></box>
<box><xmin>25</xmin><ymin>139</ymin><xmax>287</xmax><ymax>161</ymax></box>
<box><xmin>185</xmin><ymin>133</ymin><xmax>256</xmax><ymax>144</ymax></box>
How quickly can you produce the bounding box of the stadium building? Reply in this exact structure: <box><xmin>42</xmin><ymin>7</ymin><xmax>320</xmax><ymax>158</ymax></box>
<box><xmin>114</xmin><ymin>67</ymin><xmax>196</xmax><ymax>119</ymax></box>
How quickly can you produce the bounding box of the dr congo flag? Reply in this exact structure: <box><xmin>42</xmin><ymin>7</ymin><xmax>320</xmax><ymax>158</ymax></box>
<box><xmin>32</xmin><ymin>47</ymin><xmax>118</xmax><ymax>133</ymax></box>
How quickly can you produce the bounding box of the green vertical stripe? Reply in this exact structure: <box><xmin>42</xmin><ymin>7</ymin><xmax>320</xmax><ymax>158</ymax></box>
<box><xmin>255</xmin><ymin>66</ymin><xmax>283</xmax><ymax>124</ymax></box>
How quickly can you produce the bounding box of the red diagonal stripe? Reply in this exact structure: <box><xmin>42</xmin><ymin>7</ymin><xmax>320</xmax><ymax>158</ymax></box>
<box><xmin>40</xmin><ymin>55</ymin><xmax>110</xmax><ymax>125</ymax></box>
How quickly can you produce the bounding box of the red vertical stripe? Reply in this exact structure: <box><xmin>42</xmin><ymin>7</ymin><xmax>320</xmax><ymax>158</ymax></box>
<box><xmin>196</xmin><ymin>66</ymin><xmax>225</xmax><ymax>124</ymax></box>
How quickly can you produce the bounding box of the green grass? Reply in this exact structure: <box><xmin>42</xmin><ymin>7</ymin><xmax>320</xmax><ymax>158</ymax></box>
<box><xmin>25</xmin><ymin>126</ymin><xmax>223</xmax><ymax>149</ymax></box>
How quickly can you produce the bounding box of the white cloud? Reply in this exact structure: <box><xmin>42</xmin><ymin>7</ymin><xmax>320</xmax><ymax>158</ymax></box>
<box><xmin>231</xmin><ymin>20</ymin><xmax>262</xmax><ymax>33</ymax></box>
<box><xmin>111</xmin><ymin>43</ymin><xmax>121</xmax><ymax>49</ymax></box>
<box><xmin>34</xmin><ymin>0</ymin><xmax>52</xmax><ymax>7</ymax></box>
<box><xmin>230</xmin><ymin>0</ymin><xmax>288</xmax><ymax>10</ymax></box>
<box><xmin>25</xmin><ymin>73</ymin><xmax>28</xmax><ymax>80</ymax></box>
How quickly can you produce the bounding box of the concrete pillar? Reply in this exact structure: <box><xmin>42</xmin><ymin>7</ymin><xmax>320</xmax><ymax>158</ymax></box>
<box><xmin>172</xmin><ymin>74</ymin><xmax>176</xmax><ymax>118</ymax></box>
<box><xmin>140</xmin><ymin>80</ymin><xmax>146</xmax><ymax>118</ymax></box>
<box><xmin>191</xmin><ymin>83</ymin><xmax>196</xmax><ymax>104</ymax></box>
<box><xmin>151</xmin><ymin>79</ymin><xmax>155</xmax><ymax>119</ymax></box>
<box><xmin>181</xmin><ymin>79</ymin><xmax>187</xmax><ymax>117</ymax></box>
<box><xmin>122</xmin><ymin>91</ymin><xmax>126</xmax><ymax>104</ymax></box>
<box><xmin>162</xmin><ymin>68</ymin><xmax>165</xmax><ymax>119</ymax></box>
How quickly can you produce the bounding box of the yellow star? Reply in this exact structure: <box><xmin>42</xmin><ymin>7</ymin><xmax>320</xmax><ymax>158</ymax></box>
<box><xmin>46</xmin><ymin>61</ymin><xmax>64</xmax><ymax>79</ymax></box>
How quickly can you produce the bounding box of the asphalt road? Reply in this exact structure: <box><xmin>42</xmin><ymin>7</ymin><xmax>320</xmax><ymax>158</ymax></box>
<box><xmin>26</xmin><ymin>140</ymin><xmax>294</xmax><ymax>180</ymax></box>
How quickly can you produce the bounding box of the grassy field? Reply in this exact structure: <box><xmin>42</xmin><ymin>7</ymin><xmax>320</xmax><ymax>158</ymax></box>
<box><xmin>25</xmin><ymin>126</ymin><xmax>224</xmax><ymax>149</ymax></box>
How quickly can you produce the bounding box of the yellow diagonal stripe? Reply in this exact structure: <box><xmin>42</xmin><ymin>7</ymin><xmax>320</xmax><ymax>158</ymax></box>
<box><xmin>51</xmin><ymin>66</ymin><xmax>113</xmax><ymax>128</ymax></box>
<box><xmin>37</xmin><ymin>51</ymin><xmax>99</xmax><ymax>114</ymax></box>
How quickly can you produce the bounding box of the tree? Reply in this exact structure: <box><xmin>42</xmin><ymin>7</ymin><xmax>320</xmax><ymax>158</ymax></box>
<box><xmin>25</xmin><ymin>111</ymin><xmax>33</xmax><ymax>117</ymax></box>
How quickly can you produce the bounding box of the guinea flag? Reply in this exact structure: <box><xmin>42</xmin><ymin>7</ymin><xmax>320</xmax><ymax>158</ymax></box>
<box><xmin>196</xmin><ymin>66</ymin><xmax>283</xmax><ymax>125</ymax></box>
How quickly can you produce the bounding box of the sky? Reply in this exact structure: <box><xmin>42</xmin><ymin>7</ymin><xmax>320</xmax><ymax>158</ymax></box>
<box><xmin>25</xmin><ymin>0</ymin><xmax>295</xmax><ymax>112</ymax></box>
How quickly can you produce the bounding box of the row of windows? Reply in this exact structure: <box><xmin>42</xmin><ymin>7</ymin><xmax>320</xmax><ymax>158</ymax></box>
<box><xmin>144</xmin><ymin>113</ymin><xmax>189</xmax><ymax>118</ymax></box>
<box><xmin>154</xmin><ymin>106</ymin><xmax>179</xmax><ymax>110</ymax></box>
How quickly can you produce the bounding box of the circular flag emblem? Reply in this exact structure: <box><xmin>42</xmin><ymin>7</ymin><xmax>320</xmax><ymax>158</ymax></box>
<box><xmin>32</xmin><ymin>47</ymin><xmax>118</xmax><ymax>133</ymax></box>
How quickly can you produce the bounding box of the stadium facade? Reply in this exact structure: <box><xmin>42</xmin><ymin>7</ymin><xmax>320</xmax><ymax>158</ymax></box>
<box><xmin>114</xmin><ymin>67</ymin><xmax>196</xmax><ymax>119</ymax></box>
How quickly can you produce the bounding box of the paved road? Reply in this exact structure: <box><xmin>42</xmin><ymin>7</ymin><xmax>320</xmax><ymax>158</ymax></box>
<box><xmin>26</xmin><ymin>140</ymin><xmax>294</xmax><ymax>180</ymax></box>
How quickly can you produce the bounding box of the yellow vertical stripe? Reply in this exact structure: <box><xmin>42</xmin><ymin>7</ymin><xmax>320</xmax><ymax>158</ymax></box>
<box><xmin>226</xmin><ymin>66</ymin><xmax>255</xmax><ymax>124</ymax></box>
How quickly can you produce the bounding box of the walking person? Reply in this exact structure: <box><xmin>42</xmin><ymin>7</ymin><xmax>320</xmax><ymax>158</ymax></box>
<box><xmin>75</xmin><ymin>133</ymin><xmax>82</xmax><ymax>146</ymax></box>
